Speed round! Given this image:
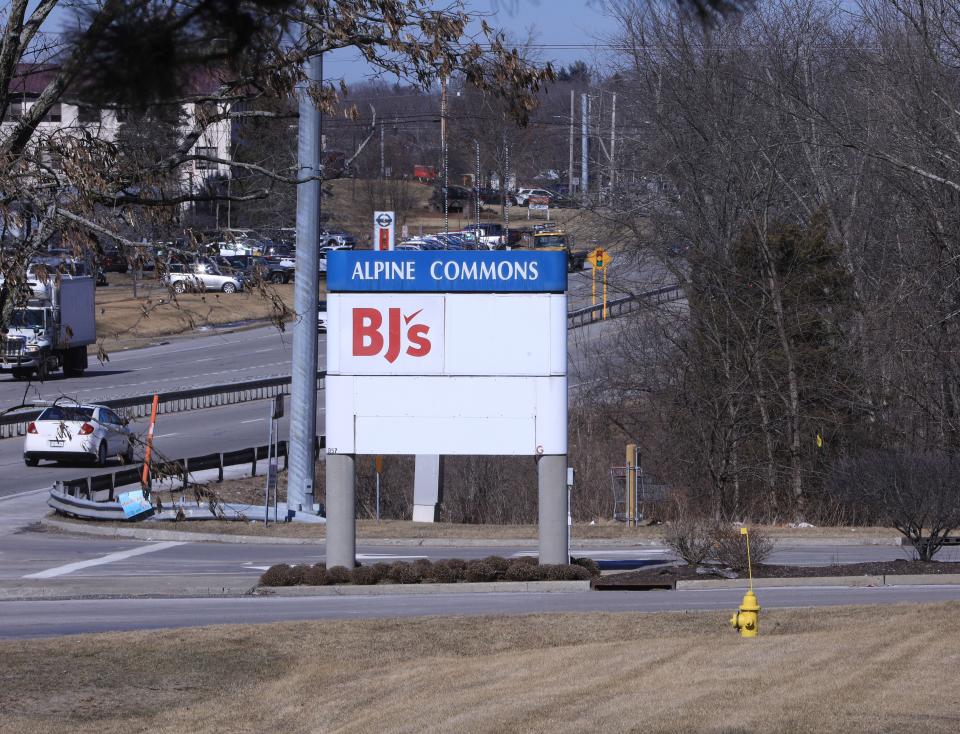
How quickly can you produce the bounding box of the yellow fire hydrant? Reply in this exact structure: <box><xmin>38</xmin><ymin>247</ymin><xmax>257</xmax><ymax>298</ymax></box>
<box><xmin>729</xmin><ymin>527</ymin><xmax>760</xmax><ymax>638</ymax></box>
<box><xmin>730</xmin><ymin>589</ymin><xmax>760</xmax><ymax>638</ymax></box>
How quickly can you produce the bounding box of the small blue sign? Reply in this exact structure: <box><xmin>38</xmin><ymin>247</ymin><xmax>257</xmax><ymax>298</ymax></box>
<box><xmin>327</xmin><ymin>251</ymin><xmax>567</xmax><ymax>293</ymax></box>
<box><xmin>117</xmin><ymin>489</ymin><xmax>153</xmax><ymax>518</ymax></box>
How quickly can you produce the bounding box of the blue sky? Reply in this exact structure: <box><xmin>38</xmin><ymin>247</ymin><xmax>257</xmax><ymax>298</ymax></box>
<box><xmin>326</xmin><ymin>0</ymin><xmax>618</xmax><ymax>84</ymax></box>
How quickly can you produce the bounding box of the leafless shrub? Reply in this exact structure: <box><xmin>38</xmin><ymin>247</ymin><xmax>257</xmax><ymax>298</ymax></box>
<box><xmin>662</xmin><ymin>508</ymin><xmax>716</xmax><ymax>565</ymax></box>
<box><xmin>259</xmin><ymin>564</ymin><xmax>292</xmax><ymax>587</ymax></box>
<box><xmin>545</xmin><ymin>564</ymin><xmax>593</xmax><ymax>581</ymax></box>
<box><xmin>570</xmin><ymin>557</ymin><xmax>601</xmax><ymax>577</ymax></box>
<box><xmin>464</xmin><ymin>560</ymin><xmax>497</xmax><ymax>583</ymax></box>
<box><xmin>710</xmin><ymin>525</ymin><xmax>774</xmax><ymax>571</ymax></box>
<box><xmin>324</xmin><ymin>566</ymin><xmax>353</xmax><ymax>585</ymax></box>
<box><xmin>303</xmin><ymin>563</ymin><xmax>327</xmax><ymax>585</ymax></box>
<box><xmin>423</xmin><ymin>562</ymin><xmax>459</xmax><ymax>584</ymax></box>
<box><xmin>387</xmin><ymin>561</ymin><xmax>422</xmax><ymax>584</ymax></box>
<box><xmin>504</xmin><ymin>563</ymin><xmax>541</xmax><ymax>581</ymax></box>
<box><xmin>351</xmin><ymin>565</ymin><xmax>383</xmax><ymax>585</ymax></box>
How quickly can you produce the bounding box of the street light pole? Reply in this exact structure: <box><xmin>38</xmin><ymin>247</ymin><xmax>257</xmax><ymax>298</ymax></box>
<box><xmin>287</xmin><ymin>45</ymin><xmax>323</xmax><ymax>515</ymax></box>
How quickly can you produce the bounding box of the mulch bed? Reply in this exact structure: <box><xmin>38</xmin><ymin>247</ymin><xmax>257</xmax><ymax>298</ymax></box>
<box><xmin>596</xmin><ymin>559</ymin><xmax>960</xmax><ymax>590</ymax></box>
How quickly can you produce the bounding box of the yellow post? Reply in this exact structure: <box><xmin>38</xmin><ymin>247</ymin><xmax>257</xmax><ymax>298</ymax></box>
<box><xmin>602</xmin><ymin>267</ymin><xmax>608</xmax><ymax>319</ymax></box>
<box><xmin>591</xmin><ymin>265</ymin><xmax>597</xmax><ymax>319</ymax></box>
<box><xmin>730</xmin><ymin>527</ymin><xmax>761</xmax><ymax>638</ymax></box>
<box><xmin>625</xmin><ymin>444</ymin><xmax>636</xmax><ymax>526</ymax></box>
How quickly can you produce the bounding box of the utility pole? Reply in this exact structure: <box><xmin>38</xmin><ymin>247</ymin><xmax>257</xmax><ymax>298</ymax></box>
<box><xmin>568</xmin><ymin>89</ymin><xmax>575</xmax><ymax>198</ymax></box>
<box><xmin>609</xmin><ymin>92</ymin><xmax>617</xmax><ymax>197</ymax></box>
<box><xmin>580</xmin><ymin>93</ymin><xmax>589</xmax><ymax>204</ymax></box>
<box><xmin>287</xmin><ymin>47</ymin><xmax>323</xmax><ymax>515</ymax></box>
<box><xmin>441</xmin><ymin>76</ymin><xmax>449</xmax><ymax>235</ymax></box>
<box><xmin>379</xmin><ymin>122</ymin><xmax>385</xmax><ymax>179</ymax></box>
<box><xmin>503</xmin><ymin>132</ymin><xmax>510</xmax><ymax>239</ymax></box>
<box><xmin>475</xmin><ymin>139</ymin><xmax>481</xmax><ymax>232</ymax></box>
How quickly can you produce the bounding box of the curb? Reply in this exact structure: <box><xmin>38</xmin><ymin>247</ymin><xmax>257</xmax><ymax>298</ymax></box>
<box><xmin>0</xmin><ymin>574</ymin><xmax>259</xmax><ymax>602</ymax></box>
<box><xmin>40</xmin><ymin>518</ymin><xmax>905</xmax><ymax>549</ymax></box>
<box><xmin>676</xmin><ymin>573</ymin><xmax>960</xmax><ymax>589</ymax></box>
<box><xmin>254</xmin><ymin>580</ymin><xmax>592</xmax><ymax>596</ymax></box>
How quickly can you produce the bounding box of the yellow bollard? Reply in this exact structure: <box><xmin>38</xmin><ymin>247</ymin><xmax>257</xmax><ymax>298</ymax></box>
<box><xmin>729</xmin><ymin>527</ymin><xmax>760</xmax><ymax>637</ymax></box>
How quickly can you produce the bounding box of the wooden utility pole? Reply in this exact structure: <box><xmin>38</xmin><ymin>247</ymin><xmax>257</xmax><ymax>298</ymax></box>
<box><xmin>568</xmin><ymin>89</ymin><xmax>575</xmax><ymax>197</ymax></box>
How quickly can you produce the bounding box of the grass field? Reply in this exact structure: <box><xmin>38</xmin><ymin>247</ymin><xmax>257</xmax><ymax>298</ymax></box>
<box><xmin>1</xmin><ymin>603</ymin><xmax>957</xmax><ymax>733</ymax></box>
<box><xmin>92</xmin><ymin>274</ymin><xmax>300</xmax><ymax>353</ymax></box>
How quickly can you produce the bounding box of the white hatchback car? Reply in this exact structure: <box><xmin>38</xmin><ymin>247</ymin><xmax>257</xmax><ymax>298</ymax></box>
<box><xmin>24</xmin><ymin>403</ymin><xmax>135</xmax><ymax>467</ymax></box>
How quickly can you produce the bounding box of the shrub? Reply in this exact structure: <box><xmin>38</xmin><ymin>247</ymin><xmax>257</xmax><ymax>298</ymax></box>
<box><xmin>547</xmin><ymin>564</ymin><xmax>592</xmax><ymax>581</ymax></box>
<box><xmin>351</xmin><ymin>565</ymin><xmax>383</xmax><ymax>585</ymax></box>
<box><xmin>570</xmin><ymin>557</ymin><xmax>601</xmax><ymax>577</ymax></box>
<box><xmin>259</xmin><ymin>563</ymin><xmax>293</xmax><ymax>587</ymax></box>
<box><xmin>504</xmin><ymin>562</ymin><xmax>540</xmax><ymax>581</ymax></box>
<box><xmin>413</xmin><ymin>558</ymin><xmax>434</xmax><ymax>573</ymax></box>
<box><xmin>303</xmin><ymin>563</ymin><xmax>327</xmax><ymax>585</ymax></box>
<box><xmin>445</xmin><ymin>558</ymin><xmax>468</xmax><ymax>572</ymax></box>
<box><xmin>424</xmin><ymin>562</ymin><xmax>459</xmax><ymax>584</ymax></box>
<box><xmin>511</xmin><ymin>555</ymin><xmax>538</xmax><ymax>567</ymax></box>
<box><xmin>464</xmin><ymin>560</ymin><xmax>497</xmax><ymax>583</ymax></box>
<box><xmin>387</xmin><ymin>561</ymin><xmax>422</xmax><ymax>584</ymax></box>
<box><xmin>710</xmin><ymin>525</ymin><xmax>774</xmax><ymax>571</ymax></box>
<box><xmin>324</xmin><ymin>565</ymin><xmax>353</xmax><ymax>585</ymax></box>
<box><xmin>371</xmin><ymin>563</ymin><xmax>392</xmax><ymax>581</ymax></box>
<box><xmin>484</xmin><ymin>556</ymin><xmax>511</xmax><ymax>576</ymax></box>
<box><xmin>662</xmin><ymin>509</ymin><xmax>716</xmax><ymax>565</ymax></box>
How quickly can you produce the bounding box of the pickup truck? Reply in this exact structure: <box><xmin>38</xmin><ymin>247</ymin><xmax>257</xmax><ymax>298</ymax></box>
<box><xmin>512</xmin><ymin>228</ymin><xmax>587</xmax><ymax>272</ymax></box>
<box><xmin>218</xmin><ymin>255</ymin><xmax>294</xmax><ymax>284</ymax></box>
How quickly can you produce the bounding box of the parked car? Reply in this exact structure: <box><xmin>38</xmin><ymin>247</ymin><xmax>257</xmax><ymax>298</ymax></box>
<box><xmin>320</xmin><ymin>229</ymin><xmax>356</xmax><ymax>248</ymax></box>
<box><xmin>430</xmin><ymin>185</ymin><xmax>472</xmax><ymax>213</ymax></box>
<box><xmin>24</xmin><ymin>403</ymin><xmax>134</xmax><ymax>466</ymax></box>
<box><xmin>99</xmin><ymin>246</ymin><xmax>129</xmax><ymax>273</ymax></box>
<box><xmin>164</xmin><ymin>260</ymin><xmax>243</xmax><ymax>293</ymax></box>
<box><xmin>318</xmin><ymin>300</ymin><xmax>327</xmax><ymax>332</ymax></box>
<box><xmin>262</xmin><ymin>242</ymin><xmax>297</xmax><ymax>261</ymax></box>
<box><xmin>218</xmin><ymin>255</ymin><xmax>294</xmax><ymax>284</ymax></box>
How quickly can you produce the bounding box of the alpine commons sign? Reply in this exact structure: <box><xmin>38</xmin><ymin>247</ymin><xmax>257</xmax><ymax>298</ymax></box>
<box><xmin>326</xmin><ymin>251</ymin><xmax>567</xmax><ymax>293</ymax></box>
<box><xmin>325</xmin><ymin>251</ymin><xmax>568</xmax><ymax>456</ymax></box>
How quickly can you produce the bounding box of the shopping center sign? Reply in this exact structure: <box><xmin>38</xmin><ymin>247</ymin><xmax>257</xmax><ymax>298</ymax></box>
<box><xmin>325</xmin><ymin>251</ymin><xmax>567</xmax><ymax>456</ymax></box>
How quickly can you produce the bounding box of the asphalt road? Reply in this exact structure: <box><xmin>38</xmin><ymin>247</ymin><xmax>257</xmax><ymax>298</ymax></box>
<box><xmin>0</xmin><ymin>398</ymin><xmax>321</xmax><ymax>498</ymax></box>
<box><xmin>4</xmin><ymin>584</ymin><xmax>960</xmax><ymax>639</ymax></box>
<box><xmin>0</xmin><ymin>323</ymin><xmax>310</xmax><ymax>408</ymax></box>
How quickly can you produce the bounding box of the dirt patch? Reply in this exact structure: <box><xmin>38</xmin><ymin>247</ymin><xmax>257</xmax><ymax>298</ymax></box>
<box><xmin>599</xmin><ymin>558</ymin><xmax>960</xmax><ymax>589</ymax></box>
<box><xmin>2</xmin><ymin>604</ymin><xmax>960</xmax><ymax>733</ymax></box>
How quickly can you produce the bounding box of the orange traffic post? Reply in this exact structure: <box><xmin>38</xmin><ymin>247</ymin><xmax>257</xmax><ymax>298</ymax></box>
<box><xmin>141</xmin><ymin>394</ymin><xmax>159</xmax><ymax>488</ymax></box>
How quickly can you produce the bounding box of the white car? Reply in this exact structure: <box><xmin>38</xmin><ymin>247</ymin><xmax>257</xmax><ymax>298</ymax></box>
<box><xmin>24</xmin><ymin>403</ymin><xmax>135</xmax><ymax>467</ymax></box>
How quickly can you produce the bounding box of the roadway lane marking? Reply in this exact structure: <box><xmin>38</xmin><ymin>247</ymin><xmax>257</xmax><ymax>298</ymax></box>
<box><xmin>240</xmin><ymin>418</ymin><xmax>264</xmax><ymax>424</ymax></box>
<box><xmin>154</xmin><ymin>433</ymin><xmax>179</xmax><ymax>438</ymax></box>
<box><xmin>356</xmin><ymin>553</ymin><xmax>428</xmax><ymax>560</ymax></box>
<box><xmin>23</xmin><ymin>541</ymin><xmax>186</xmax><ymax>579</ymax></box>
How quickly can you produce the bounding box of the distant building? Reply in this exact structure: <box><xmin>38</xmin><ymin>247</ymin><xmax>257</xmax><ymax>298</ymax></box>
<box><xmin>2</xmin><ymin>64</ymin><xmax>231</xmax><ymax>200</ymax></box>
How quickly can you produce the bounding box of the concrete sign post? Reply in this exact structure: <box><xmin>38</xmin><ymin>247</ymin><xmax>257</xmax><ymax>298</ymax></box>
<box><xmin>325</xmin><ymin>251</ymin><xmax>568</xmax><ymax>568</ymax></box>
<box><xmin>373</xmin><ymin>210</ymin><xmax>395</xmax><ymax>251</ymax></box>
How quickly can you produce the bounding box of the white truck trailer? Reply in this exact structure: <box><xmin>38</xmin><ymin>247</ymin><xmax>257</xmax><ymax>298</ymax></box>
<box><xmin>1</xmin><ymin>275</ymin><xmax>95</xmax><ymax>379</ymax></box>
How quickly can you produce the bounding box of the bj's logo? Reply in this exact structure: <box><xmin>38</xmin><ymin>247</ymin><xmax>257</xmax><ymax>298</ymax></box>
<box><xmin>352</xmin><ymin>307</ymin><xmax>431</xmax><ymax>363</ymax></box>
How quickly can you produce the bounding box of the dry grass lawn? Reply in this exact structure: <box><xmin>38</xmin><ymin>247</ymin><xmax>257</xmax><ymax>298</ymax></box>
<box><xmin>1</xmin><ymin>603</ymin><xmax>958</xmax><ymax>733</ymax></box>
<box><xmin>92</xmin><ymin>274</ymin><xmax>301</xmax><ymax>353</ymax></box>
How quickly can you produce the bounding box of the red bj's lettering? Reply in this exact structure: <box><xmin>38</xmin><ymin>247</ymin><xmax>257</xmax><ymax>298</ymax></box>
<box><xmin>352</xmin><ymin>307</ymin><xmax>432</xmax><ymax>361</ymax></box>
<box><xmin>352</xmin><ymin>308</ymin><xmax>383</xmax><ymax>356</ymax></box>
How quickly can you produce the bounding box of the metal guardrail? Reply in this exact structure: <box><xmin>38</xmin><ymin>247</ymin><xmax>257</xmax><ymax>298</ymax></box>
<box><xmin>567</xmin><ymin>283</ymin><xmax>686</xmax><ymax>330</ymax></box>
<box><xmin>48</xmin><ymin>435</ymin><xmax>325</xmax><ymax>520</ymax></box>
<box><xmin>0</xmin><ymin>372</ymin><xmax>325</xmax><ymax>439</ymax></box>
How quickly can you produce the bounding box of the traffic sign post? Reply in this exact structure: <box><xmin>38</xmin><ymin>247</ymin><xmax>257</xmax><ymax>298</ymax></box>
<box><xmin>586</xmin><ymin>247</ymin><xmax>609</xmax><ymax>320</ymax></box>
<box><xmin>373</xmin><ymin>211</ymin><xmax>396</xmax><ymax>251</ymax></box>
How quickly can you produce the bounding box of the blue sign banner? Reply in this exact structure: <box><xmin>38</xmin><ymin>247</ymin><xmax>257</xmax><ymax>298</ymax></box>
<box><xmin>327</xmin><ymin>251</ymin><xmax>567</xmax><ymax>293</ymax></box>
